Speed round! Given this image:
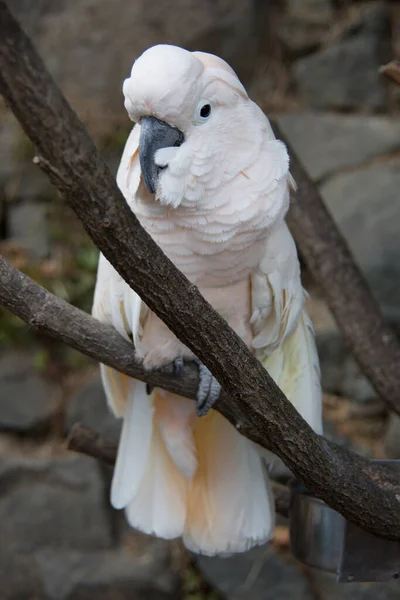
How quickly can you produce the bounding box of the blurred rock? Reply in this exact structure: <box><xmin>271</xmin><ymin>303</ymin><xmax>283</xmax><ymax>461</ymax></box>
<box><xmin>285</xmin><ymin>0</ymin><xmax>334</xmax><ymax>26</ymax></box>
<box><xmin>66</xmin><ymin>375</ymin><xmax>121</xmax><ymax>444</ymax></box>
<box><xmin>278</xmin><ymin>0</ymin><xmax>334</xmax><ymax>57</ymax></box>
<box><xmin>198</xmin><ymin>544</ymin><xmax>314</xmax><ymax>599</ymax></box>
<box><xmin>317</xmin><ymin>334</ymin><xmax>376</xmax><ymax>404</ymax></box>
<box><xmin>277</xmin><ymin>113</ymin><xmax>400</xmax><ymax>181</ymax></box>
<box><xmin>293</xmin><ymin>3</ymin><xmax>391</xmax><ymax>110</ymax></box>
<box><xmin>8</xmin><ymin>201</ymin><xmax>49</xmax><ymax>258</ymax></box>
<box><xmin>384</xmin><ymin>413</ymin><xmax>400</xmax><ymax>459</ymax></box>
<box><xmin>0</xmin><ymin>111</ymin><xmax>23</xmax><ymax>183</ymax></box>
<box><xmin>10</xmin><ymin>0</ymin><xmax>260</xmax><ymax>139</ymax></box>
<box><xmin>0</xmin><ymin>552</ymin><xmax>46</xmax><ymax>600</ymax></box>
<box><xmin>0</xmin><ymin>452</ymin><xmax>112</xmax><ymax>552</ymax></box>
<box><xmin>34</xmin><ymin>543</ymin><xmax>179</xmax><ymax>600</ymax></box>
<box><xmin>320</xmin><ymin>161</ymin><xmax>400</xmax><ymax>319</ymax></box>
<box><xmin>0</xmin><ymin>351</ymin><xmax>60</xmax><ymax>432</ymax></box>
<box><xmin>0</xmin><ymin>113</ymin><xmax>52</xmax><ymax>200</ymax></box>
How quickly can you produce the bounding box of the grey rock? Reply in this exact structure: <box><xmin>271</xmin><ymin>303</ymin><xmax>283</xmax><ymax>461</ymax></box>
<box><xmin>0</xmin><ymin>351</ymin><xmax>60</xmax><ymax>432</ymax></box>
<box><xmin>278</xmin><ymin>0</ymin><xmax>334</xmax><ymax>56</ymax></box>
<box><xmin>320</xmin><ymin>162</ymin><xmax>400</xmax><ymax>318</ymax></box>
<box><xmin>8</xmin><ymin>201</ymin><xmax>49</xmax><ymax>258</ymax></box>
<box><xmin>277</xmin><ymin>113</ymin><xmax>400</xmax><ymax>181</ymax></box>
<box><xmin>317</xmin><ymin>334</ymin><xmax>376</xmax><ymax>404</ymax></box>
<box><xmin>384</xmin><ymin>413</ymin><xmax>400</xmax><ymax>459</ymax></box>
<box><xmin>66</xmin><ymin>375</ymin><xmax>121</xmax><ymax>445</ymax></box>
<box><xmin>312</xmin><ymin>571</ymin><xmax>400</xmax><ymax>599</ymax></box>
<box><xmin>198</xmin><ymin>545</ymin><xmax>314</xmax><ymax>599</ymax></box>
<box><xmin>0</xmin><ymin>452</ymin><xmax>112</xmax><ymax>552</ymax></box>
<box><xmin>285</xmin><ymin>0</ymin><xmax>334</xmax><ymax>26</ymax></box>
<box><xmin>278</xmin><ymin>23</ymin><xmax>325</xmax><ymax>57</ymax></box>
<box><xmin>34</xmin><ymin>542</ymin><xmax>178</xmax><ymax>600</ymax></box>
<box><xmin>0</xmin><ymin>113</ymin><xmax>52</xmax><ymax>201</ymax></box>
<box><xmin>293</xmin><ymin>4</ymin><xmax>391</xmax><ymax>110</ymax></box>
<box><xmin>0</xmin><ymin>552</ymin><xmax>46</xmax><ymax>600</ymax></box>
<box><xmin>322</xmin><ymin>417</ymin><xmax>352</xmax><ymax>450</ymax></box>
<box><xmin>0</xmin><ymin>113</ymin><xmax>22</xmax><ymax>183</ymax></box>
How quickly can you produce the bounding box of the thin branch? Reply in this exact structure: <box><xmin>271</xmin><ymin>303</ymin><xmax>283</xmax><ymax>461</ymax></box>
<box><xmin>66</xmin><ymin>423</ymin><xmax>292</xmax><ymax>518</ymax></box>
<box><xmin>67</xmin><ymin>423</ymin><xmax>117</xmax><ymax>467</ymax></box>
<box><xmin>0</xmin><ymin>256</ymin><xmax>203</xmax><ymax>399</ymax></box>
<box><xmin>272</xmin><ymin>121</ymin><xmax>400</xmax><ymax>418</ymax></box>
<box><xmin>1</xmin><ymin>1</ymin><xmax>400</xmax><ymax>542</ymax></box>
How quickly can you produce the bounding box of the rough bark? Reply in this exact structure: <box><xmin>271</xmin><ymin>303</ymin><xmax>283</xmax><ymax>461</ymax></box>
<box><xmin>1</xmin><ymin>1</ymin><xmax>400</xmax><ymax>541</ymax></box>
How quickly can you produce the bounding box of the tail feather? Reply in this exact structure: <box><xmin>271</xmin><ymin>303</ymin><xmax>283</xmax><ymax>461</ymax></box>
<box><xmin>111</xmin><ymin>380</ymin><xmax>154</xmax><ymax>509</ymax></box>
<box><xmin>110</xmin><ymin>386</ymin><xmax>189</xmax><ymax>539</ymax></box>
<box><xmin>154</xmin><ymin>393</ymin><xmax>197</xmax><ymax>479</ymax></box>
<box><xmin>125</xmin><ymin>424</ymin><xmax>188</xmax><ymax>539</ymax></box>
<box><xmin>183</xmin><ymin>410</ymin><xmax>274</xmax><ymax>556</ymax></box>
<box><xmin>110</xmin><ymin>385</ymin><xmax>274</xmax><ymax>555</ymax></box>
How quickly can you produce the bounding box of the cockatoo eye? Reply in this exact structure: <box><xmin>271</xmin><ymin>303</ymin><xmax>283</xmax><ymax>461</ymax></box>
<box><xmin>200</xmin><ymin>104</ymin><xmax>211</xmax><ymax>118</ymax></box>
<box><xmin>194</xmin><ymin>100</ymin><xmax>212</xmax><ymax>125</ymax></box>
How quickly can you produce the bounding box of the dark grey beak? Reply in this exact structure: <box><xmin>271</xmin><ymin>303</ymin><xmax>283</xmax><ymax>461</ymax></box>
<box><xmin>139</xmin><ymin>116</ymin><xmax>184</xmax><ymax>194</ymax></box>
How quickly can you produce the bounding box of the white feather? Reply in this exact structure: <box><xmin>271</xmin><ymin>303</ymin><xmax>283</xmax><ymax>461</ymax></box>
<box><xmin>111</xmin><ymin>380</ymin><xmax>154</xmax><ymax>509</ymax></box>
<box><xmin>252</xmin><ymin>221</ymin><xmax>304</xmax><ymax>355</ymax></box>
<box><xmin>155</xmin><ymin>394</ymin><xmax>198</xmax><ymax>479</ymax></box>
<box><xmin>125</xmin><ymin>423</ymin><xmax>187</xmax><ymax>539</ymax></box>
<box><xmin>263</xmin><ymin>311</ymin><xmax>323</xmax><ymax>434</ymax></box>
<box><xmin>183</xmin><ymin>412</ymin><xmax>274</xmax><ymax>556</ymax></box>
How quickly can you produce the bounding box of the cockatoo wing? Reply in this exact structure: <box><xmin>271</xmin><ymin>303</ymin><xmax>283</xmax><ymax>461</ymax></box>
<box><xmin>251</xmin><ymin>217</ymin><xmax>323</xmax><ymax>434</ymax></box>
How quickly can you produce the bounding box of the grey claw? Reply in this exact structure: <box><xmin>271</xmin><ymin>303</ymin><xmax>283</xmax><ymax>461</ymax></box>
<box><xmin>173</xmin><ymin>356</ymin><xmax>183</xmax><ymax>378</ymax></box>
<box><xmin>148</xmin><ymin>357</ymin><xmax>183</xmax><ymax>394</ymax></box>
<box><xmin>163</xmin><ymin>356</ymin><xmax>184</xmax><ymax>377</ymax></box>
<box><xmin>196</xmin><ymin>361</ymin><xmax>221</xmax><ymax>417</ymax></box>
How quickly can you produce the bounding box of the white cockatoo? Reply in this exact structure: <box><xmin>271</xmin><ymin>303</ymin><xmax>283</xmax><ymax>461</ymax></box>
<box><xmin>92</xmin><ymin>44</ymin><xmax>322</xmax><ymax>556</ymax></box>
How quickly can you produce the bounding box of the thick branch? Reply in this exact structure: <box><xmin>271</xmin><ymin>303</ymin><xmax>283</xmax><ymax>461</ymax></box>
<box><xmin>1</xmin><ymin>1</ymin><xmax>400</xmax><ymax>542</ymax></box>
<box><xmin>272</xmin><ymin>121</ymin><xmax>400</xmax><ymax>418</ymax></box>
<box><xmin>67</xmin><ymin>423</ymin><xmax>292</xmax><ymax>518</ymax></box>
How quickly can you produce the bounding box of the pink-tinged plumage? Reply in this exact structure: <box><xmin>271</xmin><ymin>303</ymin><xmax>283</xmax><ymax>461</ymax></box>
<box><xmin>92</xmin><ymin>44</ymin><xmax>323</xmax><ymax>555</ymax></box>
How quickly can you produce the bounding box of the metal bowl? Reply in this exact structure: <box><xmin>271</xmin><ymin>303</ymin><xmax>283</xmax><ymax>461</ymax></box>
<box><xmin>289</xmin><ymin>486</ymin><xmax>344</xmax><ymax>574</ymax></box>
<box><xmin>289</xmin><ymin>462</ymin><xmax>400</xmax><ymax>582</ymax></box>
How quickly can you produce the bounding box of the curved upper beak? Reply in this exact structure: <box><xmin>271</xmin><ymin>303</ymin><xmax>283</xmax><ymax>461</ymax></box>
<box><xmin>139</xmin><ymin>116</ymin><xmax>184</xmax><ymax>194</ymax></box>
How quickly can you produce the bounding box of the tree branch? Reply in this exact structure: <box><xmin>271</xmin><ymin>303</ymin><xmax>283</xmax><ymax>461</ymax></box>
<box><xmin>1</xmin><ymin>0</ymin><xmax>400</xmax><ymax>541</ymax></box>
<box><xmin>66</xmin><ymin>423</ymin><xmax>292</xmax><ymax>518</ymax></box>
<box><xmin>0</xmin><ymin>256</ymin><xmax>203</xmax><ymax>399</ymax></box>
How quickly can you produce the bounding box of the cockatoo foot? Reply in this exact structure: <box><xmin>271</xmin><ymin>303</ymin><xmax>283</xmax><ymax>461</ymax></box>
<box><xmin>146</xmin><ymin>357</ymin><xmax>184</xmax><ymax>395</ymax></box>
<box><xmin>196</xmin><ymin>361</ymin><xmax>221</xmax><ymax>417</ymax></box>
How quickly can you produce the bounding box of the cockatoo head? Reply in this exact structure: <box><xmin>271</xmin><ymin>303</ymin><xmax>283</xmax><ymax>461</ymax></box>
<box><xmin>123</xmin><ymin>45</ymin><xmax>262</xmax><ymax>208</ymax></box>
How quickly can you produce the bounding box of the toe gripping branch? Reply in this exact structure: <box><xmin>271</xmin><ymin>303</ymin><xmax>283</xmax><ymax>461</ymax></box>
<box><xmin>195</xmin><ymin>360</ymin><xmax>221</xmax><ymax>417</ymax></box>
<box><xmin>146</xmin><ymin>357</ymin><xmax>221</xmax><ymax>417</ymax></box>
